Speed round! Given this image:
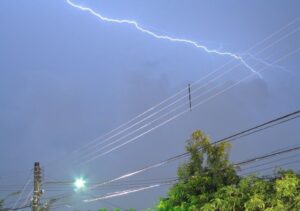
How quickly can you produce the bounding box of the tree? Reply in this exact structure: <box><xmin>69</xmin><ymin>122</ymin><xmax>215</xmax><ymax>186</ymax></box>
<box><xmin>156</xmin><ymin>130</ymin><xmax>300</xmax><ymax>211</ymax></box>
<box><xmin>157</xmin><ymin>130</ymin><xmax>238</xmax><ymax>210</ymax></box>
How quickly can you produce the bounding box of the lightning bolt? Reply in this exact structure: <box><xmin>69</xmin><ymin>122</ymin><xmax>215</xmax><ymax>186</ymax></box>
<box><xmin>244</xmin><ymin>53</ymin><xmax>299</xmax><ymax>76</ymax></box>
<box><xmin>66</xmin><ymin>0</ymin><xmax>262</xmax><ymax>78</ymax></box>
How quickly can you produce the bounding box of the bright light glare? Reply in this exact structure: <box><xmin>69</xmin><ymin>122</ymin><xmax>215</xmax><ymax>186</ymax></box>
<box><xmin>74</xmin><ymin>178</ymin><xmax>86</xmax><ymax>189</ymax></box>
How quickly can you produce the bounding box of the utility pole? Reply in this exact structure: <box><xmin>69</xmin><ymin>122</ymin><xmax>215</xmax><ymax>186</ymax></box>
<box><xmin>32</xmin><ymin>162</ymin><xmax>42</xmax><ymax>211</ymax></box>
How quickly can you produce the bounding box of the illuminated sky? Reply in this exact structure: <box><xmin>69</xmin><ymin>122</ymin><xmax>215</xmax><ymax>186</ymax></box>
<box><xmin>0</xmin><ymin>0</ymin><xmax>300</xmax><ymax>210</ymax></box>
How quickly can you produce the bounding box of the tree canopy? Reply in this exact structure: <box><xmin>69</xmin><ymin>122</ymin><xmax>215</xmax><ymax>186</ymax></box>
<box><xmin>156</xmin><ymin>130</ymin><xmax>300</xmax><ymax>211</ymax></box>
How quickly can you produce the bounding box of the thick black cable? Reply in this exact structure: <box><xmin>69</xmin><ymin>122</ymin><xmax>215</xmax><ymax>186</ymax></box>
<box><xmin>214</xmin><ymin>111</ymin><xmax>300</xmax><ymax>144</ymax></box>
<box><xmin>235</xmin><ymin>144</ymin><xmax>300</xmax><ymax>166</ymax></box>
<box><xmin>241</xmin><ymin>159</ymin><xmax>300</xmax><ymax>176</ymax></box>
<box><xmin>240</xmin><ymin>153</ymin><xmax>300</xmax><ymax>172</ymax></box>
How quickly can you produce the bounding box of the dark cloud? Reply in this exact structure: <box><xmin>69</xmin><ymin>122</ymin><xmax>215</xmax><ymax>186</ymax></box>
<box><xmin>0</xmin><ymin>0</ymin><xmax>299</xmax><ymax>210</ymax></box>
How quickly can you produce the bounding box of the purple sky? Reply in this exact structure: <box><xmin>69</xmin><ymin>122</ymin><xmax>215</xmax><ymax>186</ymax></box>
<box><xmin>0</xmin><ymin>0</ymin><xmax>300</xmax><ymax>210</ymax></box>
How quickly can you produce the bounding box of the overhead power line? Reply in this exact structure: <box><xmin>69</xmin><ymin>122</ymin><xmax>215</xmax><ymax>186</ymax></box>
<box><xmin>85</xmin><ymin>108</ymin><xmax>300</xmax><ymax>190</ymax></box>
<box><xmin>241</xmin><ymin>159</ymin><xmax>300</xmax><ymax>176</ymax></box>
<box><xmin>81</xmin><ymin>46</ymin><xmax>300</xmax><ymax>164</ymax></box>
<box><xmin>236</xmin><ymin>144</ymin><xmax>300</xmax><ymax>166</ymax></box>
<box><xmin>78</xmin><ymin>37</ymin><xmax>300</xmax><ymax>165</ymax></box>
<box><xmin>240</xmin><ymin>152</ymin><xmax>300</xmax><ymax>172</ymax></box>
<box><xmin>84</xmin><ymin>142</ymin><xmax>300</xmax><ymax>203</ymax></box>
<box><xmin>81</xmin><ymin>145</ymin><xmax>300</xmax><ymax>203</ymax></box>
<box><xmin>79</xmin><ymin>27</ymin><xmax>300</xmax><ymax>165</ymax></box>
<box><xmin>45</xmin><ymin>141</ymin><xmax>300</xmax><ymax>188</ymax></box>
<box><xmin>43</xmin><ymin>16</ymin><xmax>300</xmax><ymax>171</ymax></box>
<box><xmin>34</xmin><ymin>17</ymin><xmax>300</xmax><ymax>209</ymax></box>
<box><xmin>42</xmin><ymin>113</ymin><xmax>300</xmax><ymax>208</ymax></box>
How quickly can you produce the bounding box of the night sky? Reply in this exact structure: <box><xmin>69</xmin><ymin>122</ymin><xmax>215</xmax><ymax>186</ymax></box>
<box><xmin>1</xmin><ymin>0</ymin><xmax>300</xmax><ymax>210</ymax></box>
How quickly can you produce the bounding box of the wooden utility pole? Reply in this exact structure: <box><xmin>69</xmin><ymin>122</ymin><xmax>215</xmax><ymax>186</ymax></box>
<box><xmin>32</xmin><ymin>162</ymin><xmax>41</xmax><ymax>211</ymax></box>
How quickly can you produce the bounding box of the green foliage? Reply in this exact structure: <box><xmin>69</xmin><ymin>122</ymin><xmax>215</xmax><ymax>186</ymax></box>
<box><xmin>91</xmin><ymin>130</ymin><xmax>300</xmax><ymax>211</ymax></box>
<box><xmin>155</xmin><ymin>130</ymin><xmax>300</xmax><ymax>211</ymax></box>
<box><xmin>211</xmin><ymin>171</ymin><xmax>300</xmax><ymax>211</ymax></box>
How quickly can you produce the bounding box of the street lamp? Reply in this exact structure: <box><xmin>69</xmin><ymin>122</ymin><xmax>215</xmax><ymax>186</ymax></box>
<box><xmin>74</xmin><ymin>177</ymin><xmax>86</xmax><ymax>191</ymax></box>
